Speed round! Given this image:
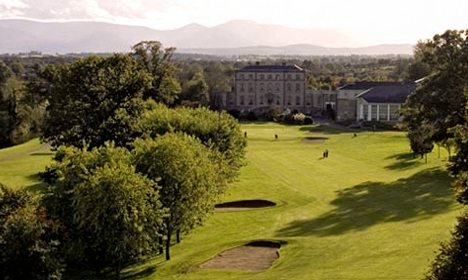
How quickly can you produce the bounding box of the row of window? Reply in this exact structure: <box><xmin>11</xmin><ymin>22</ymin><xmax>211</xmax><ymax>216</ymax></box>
<box><xmin>238</xmin><ymin>95</ymin><xmax>303</xmax><ymax>106</ymax></box>
<box><xmin>238</xmin><ymin>73</ymin><xmax>303</xmax><ymax>80</ymax></box>
<box><xmin>238</xmin><ymin>83</ymin><xmax>303</xmax><ymax>93</ymax></box>
<box><xmin>362</xmin><ymin>104</ymin><xmax>400</xmax><ymax>121</ymax></box>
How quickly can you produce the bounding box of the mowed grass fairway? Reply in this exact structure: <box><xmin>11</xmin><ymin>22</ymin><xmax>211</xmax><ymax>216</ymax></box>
<box><xmin>0</xmin><ymin>139</ymin><xmax>53</xmax><ymax>191</ymax></box>
<box><xmin>0</xmin><ymin>123</ymin><xmax>463</xmax><ymax>280</ymax></box>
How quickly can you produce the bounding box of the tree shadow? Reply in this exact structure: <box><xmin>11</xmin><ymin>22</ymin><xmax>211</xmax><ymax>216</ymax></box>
<box><xmin>23</xmin><ymin>173</ymin><xmax>48</xmax><ymax>194</ymax></box>
<box><xmin>121</xmin><ymin>266</ymin><xmax>156</xmax><ymax>280</ymax></box>
<box><xmin>385</xmin><ymin>152</ymin><xmax>423</xmax><ymax>170</ymax></box>
<box><xmin>276</xmin><ymin>168</ymin><xmax>456</xmax><ymax>237</ymax></box>
<box><xmin>29</xmin><ymin>152</ymin><xmax>55</xmax><ymax>156</ymax></box>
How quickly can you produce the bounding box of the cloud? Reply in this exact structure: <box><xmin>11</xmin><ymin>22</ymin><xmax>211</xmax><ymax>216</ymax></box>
<box><xmin>0</xmin><ymin>0</ymin><xmax>180</xmax><ymax>20</ymax></box>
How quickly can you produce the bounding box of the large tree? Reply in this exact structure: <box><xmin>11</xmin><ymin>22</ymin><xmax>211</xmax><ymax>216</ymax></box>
<box><xmin>132</xmin><ymin>133</ymin><xmax>228</xmax><ymax>260</ymax></box>
<box><xmin>132</xmin><ymin>41</ymin><xmax>181</xmax><ymax>105</ymax></box>
<box><xmin>43</xmin><ymin>144</ymin><xmax>166</xmax><ymax>279</ymax></box>
<box><xmin>40</xmin><ymin>54</ymin><xmax>152</xmax><ymax>149</ymax></box>
<box><xmin>141</xmin><ymin>103</ymin><xmax>246</xmax><ymax>181</ymax></box>
<box><xmin>402</xmin><ymin>30</ymin><xmax>468</xmax><ymax>143</ymax></box>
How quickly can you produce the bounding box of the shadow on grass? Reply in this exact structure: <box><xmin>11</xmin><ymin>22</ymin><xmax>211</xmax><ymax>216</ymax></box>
<box><xmin>121</xmin><ymin>266</ymin><xmax>156</xmax><ymax>280</ymax></box>
<box><xmin>299</xmin><ymin>124</ymin><xmax>361</xmax><ymax>135</ymax></box>
<box><xmin>385</xmin><ymin>152</ymin><xmax>423</xmax><ymax>170</ymax></box>
<box><xmin>276</xmin><ymin>168</ymin><xmax>456</xmax><ymax>237</ymax></box>
<box><xmin>30</xmin><ymin>152</ymin><xmax>55</xmax><ymax>156</ymax></box>
<box><xmin>23</xmin><ymin>173</ymin><xmax>48</xmax><ymax>194</ymax></box>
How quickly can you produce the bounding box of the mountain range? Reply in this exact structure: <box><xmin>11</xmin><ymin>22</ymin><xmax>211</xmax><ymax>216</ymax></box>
<box><xmin>0</xmin><ymin>19</ymin><xmax>414</xmax><ymax>56</ymax></box>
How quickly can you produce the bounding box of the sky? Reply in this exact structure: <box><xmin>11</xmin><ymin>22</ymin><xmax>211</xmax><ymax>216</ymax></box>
<box><xmin>1</xmin><ymin>0</ymin><xmax>467</xmax><ymax>47</ymax></box>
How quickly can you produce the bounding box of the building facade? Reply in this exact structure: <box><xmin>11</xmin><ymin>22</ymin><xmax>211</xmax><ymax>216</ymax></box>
<box><xmin>222</xmin><ymin>64</ymin><xmax>417</xmax><ymax>123</ymax></box>
<box><xmin>336</xmin><ymin>81</ymin><xmax>417</xmax><ymax>122</ymax></box>
<box><xmin>231</xmin><ymin>64</ymin><xmax>307</xmax><ymax>110</ymax></box>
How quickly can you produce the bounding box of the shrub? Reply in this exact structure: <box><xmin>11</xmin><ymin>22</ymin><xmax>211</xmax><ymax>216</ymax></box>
<box><xmin>424</xmin><ymin>210</ymin><xmax>468</xmax><ymax>280</ymax></box>
<box><xmin>293</xmin><ymin>113</ymin><xmax>306</xmax><ymax>125</ymax></box>
<box><xmin>0</xmin><ymin>184</ymin><xmax>63</xmax><ymax>280</ymax></box>
<box><xmin>226</xmin><ymin>109</ymin><xmax>240</xmax><ymax>119</ymax></box>
<box><xmin>304</xmin><ymin>116</ymin><xmax>314</xmax><ymax>125</ymax></box>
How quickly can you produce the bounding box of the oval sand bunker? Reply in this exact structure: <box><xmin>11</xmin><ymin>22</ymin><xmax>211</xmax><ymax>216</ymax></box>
<box><xmin>200</xmin><ymin>241</ymin><xmax>281</xmax><ymax>271</ymax></box>
<box><xmin>215</xmin><ymin>200</ymin><xmax>276</xmax><ymax>211</ymax></box>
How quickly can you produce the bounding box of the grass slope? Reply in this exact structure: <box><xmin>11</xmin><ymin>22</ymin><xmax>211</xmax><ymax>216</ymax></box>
<box><xmin>0</xmin><ymin>124</ymin><xmax>462</xmax><ymax>280</ymax></box>
<box><xmin>130</xmin><ymin>123</ymin><xmax>461</xmax><ymax>280</ymax></box>
<box><xmin>0</xmin><ymin>138</ymin><xmax>53</xmax><ymax>190</ymax></box>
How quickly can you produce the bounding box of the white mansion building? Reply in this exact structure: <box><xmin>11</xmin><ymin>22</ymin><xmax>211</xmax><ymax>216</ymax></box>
<box><xmin>222</xmin><ymin>63</ymin><xmax>418</xmax><ymax>122</ymax></box>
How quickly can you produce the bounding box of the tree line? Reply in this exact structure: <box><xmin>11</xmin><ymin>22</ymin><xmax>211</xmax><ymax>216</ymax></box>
<box><xmin>0</xmin><ymin>48</ymin><xmax>427</xmax><ymax>150</ymax></box>
<box><xmin>0</xmin><ymin>41</ymin><xmax>246</xmax><ymax>280</ymax></box>
<box><xmin>400</xmin><ymin>29</ymin><xmax>468</xmax><ymax>280</ymax></box>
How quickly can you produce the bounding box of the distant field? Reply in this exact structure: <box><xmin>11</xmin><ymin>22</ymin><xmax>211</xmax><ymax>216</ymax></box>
<box><xmin>0</xmin><ymin>124</ymin><xmax>462</xmax><ymax>280</ymax></box>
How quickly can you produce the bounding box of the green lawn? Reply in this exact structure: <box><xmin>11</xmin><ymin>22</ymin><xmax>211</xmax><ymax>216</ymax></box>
<box><xmin>0</xmin><ymin>138</ymin><xmax>54</xmax><ymax>190</ymax></box>
<box><xmin>0</xmin><ymin>124</ymin><xmax>463</xmax><ymax>280</ymax></box>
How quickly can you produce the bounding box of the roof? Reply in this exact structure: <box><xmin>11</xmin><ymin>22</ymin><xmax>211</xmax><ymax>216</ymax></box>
<box><xmin>238</xmin><ymin>64</ymin><xmax>304</xmax><ymax>72</ymax></box>
<box><xmin>356</xmin><ymin>82</ymin><xmax>417</xmax><ymax>103</ymax></box>
<box><xmin>338</xmin><ymin>81</ymin><xmax>414</xmax><ymax>90</ymax></box>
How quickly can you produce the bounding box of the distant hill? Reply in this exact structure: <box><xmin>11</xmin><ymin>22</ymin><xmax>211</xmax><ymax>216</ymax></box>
<box><xmin>178</xmin><ymin>44</ymin><xmax>414</xmax><ymax>56</ymax></box>
<box><xmin>0</xmin><ymin>19</ymin><xmax>414</xmax><ymax>55</ymax></box>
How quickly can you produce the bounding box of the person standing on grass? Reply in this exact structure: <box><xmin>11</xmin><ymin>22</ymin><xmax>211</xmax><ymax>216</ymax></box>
<box><xmin>323</xmin><ymin>149</ymin><xmax>329</xmax><ymax>158</ymax></box>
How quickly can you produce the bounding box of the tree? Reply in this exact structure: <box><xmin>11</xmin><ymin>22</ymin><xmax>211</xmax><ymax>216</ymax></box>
<box><xmin>180</xmin><ymin>72</ymin><xmax>209</xmax><ymax>107</ymax></box>
<box><xmin>132</xmin><ymin>41</ymin><xmax>181</xmax><ymax>105</ymax></box>
<box><xmin>402</xmin><ymin>30</ymin><xmax>468</xmax><ymax>143</ymax></box>
<box><xmin>141</xmin><ymin>104</ymin><xmax>246</xmax><ymax>181</ymax></box>
<box><xmin>424</xmin><ymin>211</ymin><xmax>468</xmax><ymax>280</ymax></box>
<box><xmin>39</xmin><ymin>54</ymin><xmax>152</xmax><ymax>149</ymax></box>
<box><xmin>43</xmin><ymin>144</ymin><xmax>166</xmax><ymax>279</ymax></box>
<box><xmin>0</xmin><ymin>184</ymin><xmax>63</xmax><ymax>280</ymax></box>
<box><xmin>132</xmin><ymin>133</ymin><xmax>228</xmax><ymax>260</ymax></box>
<box><xmin>407</xmin><ymin>123</ymin><xmax>435</xmax><ymax>161</ymax></box>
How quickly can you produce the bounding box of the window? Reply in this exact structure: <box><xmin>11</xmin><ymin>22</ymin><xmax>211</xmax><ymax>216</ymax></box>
<box><xmin>240</xmin><ymin>74</ymin><xmax>244</xmax><ymax>80</ymax></box>
<box><xmin>268</xmin><ymin>74</ymin><xmax>272</xmax><ymax>80</ymax></box>
<box><xmin>276</xmin><ymin>84</ymin><xmax>280</xmax><ymax>92</ymax></box>
<box><xmin>240</xmin><ymin>95</ymin><xmax>244</xmax><ymax>105</ymax></box>
<box><xmin>248</xmin><ymin>83</ymin><xmax>253</xmax><ymax>92</ymax></box>
<box><xmin>259</xmin><ymin>74</ymin><xmax>264</xmax><ymax>80</ymax></box>
<box><xmin>287</xmin><ymin>74</ymin><xmax>291</xmax><ymax>80</ymax></box>
<box><xmin>260</xmin><ymin>94</ymin><xmax>264</xmax><ymax>105</ymax></box>
<box><xmin>363</xmin><ymin>105</ymin><xmax>369</xmax><ymax>120</ymax></box>
<box><xmin>248</xmin><ymin>96</ymin><xmax>253</xmax><ymax>105</ymax></box>
<box><xmin>296</xmin><ymin>74</ymin><xmax>300</xmax><ymax>80</ymax></box>
<box><xmin>296</xmin><ymin>96</ymin><xmax>301</xmax><ymax>105</ymax></box>
<box><xmin>260</xmin><ymin>83</ymin><xmax>264</xmax><ymax>93</ymax></box>
<box><xmin>371</xmin><ymin>105</ymin><xmax>378</xmax><ymax>120</ymax></box>
<box><xmin>287</xmin><ymin>96</ymin><xmax>292</xmax><ymax>106</ymax></box>
<box><xmin>295</xmin><ymin>83</ymin><xmax>301</xmax><ymax>93</ymax></box>
<box><xmin>379</xmin><ymin>105</ymin><xmax>388</xmax><ymax>120</ymax></box>
<box><xmin>249</xmin><ymin>74</ymin><xmax>253</xmax><ymax>80</ymax></box>
<box><xmin>390</xmin><ymin>104</ymin><xmax>400</xmax><ymax>121</ymax></box>
<box><xmin>276</xmin><ymin>74</ymin><xmax>280</xmax><ymax>80</ymax></box>
<box><xmin>287</xmin><ymin>83</ymin><xmax>291</xmax><ymax>91</ymax></box>
<box><xmin>276</xmin><ymin>95</ymin><xmax>281</xmax><ymax>105</ymax></box>
<box><xmin>240</xmin><ymin>83</ymin><xmax>245</xmax><ymax>92</ymax></box>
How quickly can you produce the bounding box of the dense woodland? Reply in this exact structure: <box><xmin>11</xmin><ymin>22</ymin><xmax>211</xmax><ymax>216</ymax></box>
<box><xmin>1</xmin><ymin>30</ymin><xmax>468</xmax><ymax>279</ymax></box>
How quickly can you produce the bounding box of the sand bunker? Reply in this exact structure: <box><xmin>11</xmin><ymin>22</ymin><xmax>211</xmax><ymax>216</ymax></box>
<box><xmin>199</xmin><ymin>241</ymin><xmax>281</xmax><ymax>271</ymax></box>
<box><xmin>215</xmin><ymin>200</ymin><xmax>277</xmax><ymax>211</ymax></box>
<box><xmin>302</xmin><ymin>136</ymin><xmax>329</xmax><ymax>143</ymax></box>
